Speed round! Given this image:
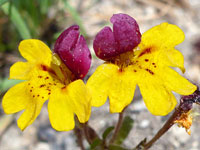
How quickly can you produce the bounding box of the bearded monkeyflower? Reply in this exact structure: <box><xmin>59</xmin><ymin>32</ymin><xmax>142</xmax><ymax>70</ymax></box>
<box><xmin>2</xmin><ymin>25</ymin><xmax>92</xmax><ymax>131</ymax></box>
<box><xmin>87</xmin><ymin>13</ymin><xmax>197</xmax><ymax>115</ymax></box>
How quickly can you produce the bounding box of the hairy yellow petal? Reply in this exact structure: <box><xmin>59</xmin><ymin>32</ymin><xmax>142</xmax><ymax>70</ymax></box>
<box><xmin>48</xmin><ymin>87</ymin><xmax>75</xmax><ymax>131</ymax></box>
<box><xmin>160</xmin><ymin>67</ymin><xmax>197</xmax><ymax>95</ymax></box>
<box><xmin>19</xmin><ymin>39</ymin><xmax>52</xmax><ymax>64</ymax></box>
<box><xmin>139</xmin><ymin>77</ymin><xmax>177</xmax><ymax>116</ymax></box>
<box><xmin>17</xmin><ymin>98</ymin><xmax>46</xmax><ymax>131</ymax></box>
<box><xmin>67</xmin><ymin>80</ymin><xmax>91</xmax><ymax>123</ymax></box>
<box><xmin>2</xmin><ymin>82</ymin><xmax>30</xmax><ymax>114</ymax></box>
<box><xmin>109</xmin><ymin>69</ymin><xmax>136</xmax><ymax>113</ymax></box>
<box><xmin>87</xmin><ymin>63</ymin><xmax>117</xmax><ymax>107</ymax></box>
<box><xmin>10</xmin><ymin>61</ymin><xmax>34</xmax><ymax>80</ymax></box>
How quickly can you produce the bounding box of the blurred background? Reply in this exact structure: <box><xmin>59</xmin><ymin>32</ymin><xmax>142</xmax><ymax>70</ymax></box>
<box><xmin>0</xmin><ymin>0</ymin><xmax>200</xmax><ymax>150</ymax></box>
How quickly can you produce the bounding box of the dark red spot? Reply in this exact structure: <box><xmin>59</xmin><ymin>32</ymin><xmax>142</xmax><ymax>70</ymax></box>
<box><xmin>61</xmin><ymin>86</ymin><xmax>66</xmax><ymax>90</ymax></box>
<box><xmin>134</xmin><ymin>70</ymin><xmax>137</xmax><ymax>72</ymax></box>
<box><xmin>145</xmin><ymin>59</ymin><xmax>149</xmax><ymax>62</ymax></box>
<box><xmin>139</xmin><ymin>47</ymin><xmax>152</xmax><ymax>57</ymax></box>
<box><xmin>45</xmin><ymin>77</ymin><xmax>49</xmax><ymax>80</ymax></box>
<box><xmin>48</xmin><ymin>92</ymin><xmax>51</xmax><ymax>95</ymax></box>
<box><xmin>40</xmin><ymin>84</ymin><xmax>45</xmax><ymax>88</ymax></box>
<box><xmin>154</xmin><ymin>66</ymin><xmax>157</xmax><ymax>68</ymax></box>
<box><xmin>48</xmin><ymin>83</ymin><xmax>52</xmax><ymax>85</ymax></box>
<box><xmin>30</xmin><ymin>90</ymin><xmax>32</xmax><ymax>92</ymax></box>
<box><xmin>136</xmin><ymin>60</ymin><xmax>139</xmax><ymax>63</ymax></box>
<box><xmin>152</xmin><ymin>63</ymin><xmax>155</xmax><ymax>65</ymax></box>
<box><xmin>54</xmin><ymin>83</ymin><xmax>57</xmax><ymax>86</ymax></box>
<box><xmin>41</xmin><ymin>65</ymin><xmax>48</xmax><ymax>71</ymax></box>
<box><xmin>33</xmin><ymin>95</ymin><xmax>35</xmax><ymax>98</ymax></box>
<box><xmin>145</xmin><ymin>69</ymin><xmax>154</xmax><ymax>75</ymax></box>
<box><xmin>42</xmin><ymin>96</ymin><xmax>44</xmax><ymax>99</ymax></box>
<box><xmin>118</xmin><ymin>68</ymin><xmax>123</xmax><ymax>72</ymax></box>
<box><xmin>37</xmin><ymin>95</ymin><xmax>40</xmax><ymax>97</ymax></box>
<box><xmin>31</xmin><ymin>86</ymin><xmax>33</xmax><ymax>88</ymax></box>
<box><xmin>47</xmin><ymin>89</ymin><xmax>51</xmax><ymax>91</ymax></box>
<box><xmin>40</xmin><ymin>64</ymin><xmax>56</xmax><ymax>75</ymax></box>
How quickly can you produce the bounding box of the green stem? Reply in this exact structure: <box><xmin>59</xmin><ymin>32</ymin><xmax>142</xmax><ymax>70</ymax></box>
<box><xmin>83</xmin><ymin>122</ymin><xmax>99</xmax><ymax>145</ymax></box>
<box><xmin>74</xmin><ymin>126</ymin><xmax>85</xmax><ymax>150</ymax></box>
<box><xmin>143</xmin><ymin>108</ymin><xmax>182</xmax><ymax>149</ymax></box>
<box><xmin>109</xmin><ymin>108</ymin><xmax>126</xmax><ymax>144</ymax></box>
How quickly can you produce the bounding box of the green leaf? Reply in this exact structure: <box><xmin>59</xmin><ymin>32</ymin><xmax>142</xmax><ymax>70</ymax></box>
<box><xmin>90</xmin><ymin>138</ymin><xmax>102</xmax><ymax>150</ymax></box>
<box><xmin>108</xmin><ymin>145</ymin><xmax>129</xmax><ymax>150</ymax></box>
<box><xmin>0</xmin><ymin>0</ymin><xmax>9</xmax><ymax>6</ymax></box>
<box><xmin>114</xmin><ymin>116</ymin><xmax>134</xmax><ymax>145</ymax></box>
<box><xmin>1</xmin><ymin>2</ymin><xmax>31</xmax><ymax>39</ymax></box>
<box><xmin>40</xmin><ymin>0</ymin><xmax>49</xmax><ymax>15</ymax></box>
<box><xmin>0</xmin><ymin>78</ymin><xmax>22</xmax><ymax>92</ymax></box>
<box><xmin>102</xmin><ymin>126</ymin><xmax>114</xmax><ymax>140</ymax></box>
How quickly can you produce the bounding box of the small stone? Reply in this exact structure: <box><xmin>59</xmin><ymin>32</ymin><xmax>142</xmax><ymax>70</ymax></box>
<box><xmin>34</xmin><ymin>142</ymin><xmax>50</xmax><ymax>150</ymax></box>
<box><xmin>139</xmin><ymin>119</ymin><xmax>150</xmax><ymax>128</ymax></box>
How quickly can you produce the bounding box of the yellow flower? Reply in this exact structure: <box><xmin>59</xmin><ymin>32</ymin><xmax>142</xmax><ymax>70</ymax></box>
<box><xmin>87</xmin><ymin>23</ymin><xmax>197</xmax><ymax>115</ymax></box>
<box><xmin>2</xmin><ymin>39</ymin><xmax>91</xmax><ymax>131</ymax></box>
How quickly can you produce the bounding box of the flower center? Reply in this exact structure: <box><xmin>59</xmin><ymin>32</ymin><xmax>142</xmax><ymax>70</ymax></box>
<box><xmin>110</xmin><ymin>51</ymin><xmax>135</xmax><ymax>70</ymax></box>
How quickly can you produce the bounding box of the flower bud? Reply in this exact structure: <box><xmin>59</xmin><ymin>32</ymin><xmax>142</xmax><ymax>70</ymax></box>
<box><xmin>93</xmin><ymin>13</ymin><xmax>141</xmax><ymax>60</ymax></box>
<box><xmin>54</xmin><ymin>25</ymin><xmax>91</xmax><ymax>79</ymax></box>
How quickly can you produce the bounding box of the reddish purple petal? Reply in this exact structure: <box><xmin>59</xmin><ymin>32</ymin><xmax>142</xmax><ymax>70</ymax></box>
<box><xmin>93</xmin><ymin>27</ymin><xmax>119</xmax><ymax>59</ymax></box>
<box><xmin>111</xmin><ymin>13</ymin><xmax>141</xmax><ymax>53</ymax></box>
<box><xmin>93</xmin><ymin>13</ymin><xmax>141</xmax><ymax>60</ymax></box>
<box><xmin>54</xmin><ymin>25</ymin><xmax>91</xmax><ymax>79</ymax></box>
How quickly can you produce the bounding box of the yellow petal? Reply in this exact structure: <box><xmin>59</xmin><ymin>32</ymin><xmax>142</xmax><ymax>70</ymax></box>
<box><xmin>141</xmin><ymin>23</ymin><xmax>185</xmax><ymax>48</ymax></box>
<box><xmin>67</xmin><ymin>79</ymin><xmax>91</xmax><ymax>123</ymax></box>
<box><xmin>139</xmin><ymin>77</ymin><xmax>177</xmax><ymax>116</ymax></box>
<box><xmin>48</xmin><ymin>80</ymin><xmax>91</xmax><ymax>131</ymax></box>
<box><xmin>109</xmin><ymin>69</ymin><xmax>137</xmax><ymax>113</ymax></box>
<box><xmin>87</xmin><ymin>63</ymin><xmax>117</xmax><ymax>107</ymax></box>
<box><xmin>160</xmin><ymin>48</ymin><xmax>185</xmax><ymax>73</ymax></box>
<box><xmin>160</xmin><ymin>67</ymin><xmax>197</xmax><ymax>95</ymax></box>
<box><xmin>19</xmin><ymin>39</ymin><xmax>52</xmax><ymax>64</ymax></box>
<box><xmin>10</xmin><ymin>61</ymin><xmax>34</xmax><ymax>80</ymax></box>
<box><xmin>2</xmin><ymin>82</ymin><xmax>30</xmax><ymax>114</ymax></box>
<box><xmin>17</xmin><ymin>98</ymin><xmax>46</xmax><ymax>131</ymax></box>
<box><xmin>48</xmin><ymin>87</ymin><xmax>75</xmax><ymax>131</ymax></box>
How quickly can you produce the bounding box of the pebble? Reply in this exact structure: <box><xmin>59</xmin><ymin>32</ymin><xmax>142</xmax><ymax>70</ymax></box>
<box><xmin>34</xmin><ymin>142</ymin><xmax>50</xmax><ymax>150</ymax></box>
<box><xmin>139</xmin><ymin>120</ymin><xmax>150</xmax><ymax>129</ymax></box>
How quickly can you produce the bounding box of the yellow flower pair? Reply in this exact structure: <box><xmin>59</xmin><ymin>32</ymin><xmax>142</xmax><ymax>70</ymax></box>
<box><xmin>2</xmin><ymin>21</ymin><xmax>197</xmax><ymax>131</ymax></box>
